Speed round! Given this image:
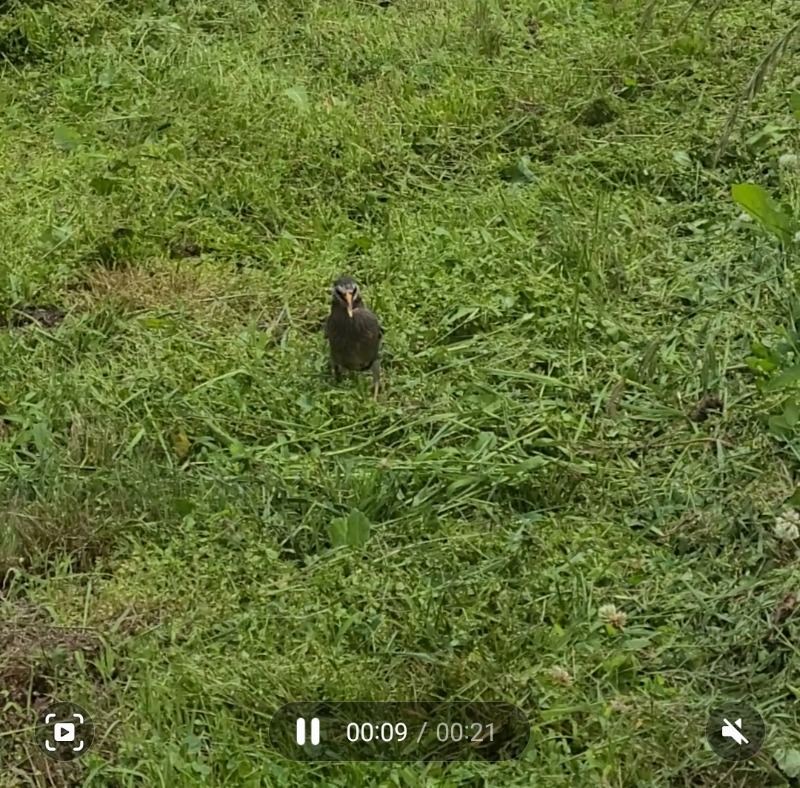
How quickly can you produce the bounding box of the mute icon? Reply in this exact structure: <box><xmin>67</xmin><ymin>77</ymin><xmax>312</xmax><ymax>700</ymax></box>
<box><xmin>721</xmin><ymin>718</ymin><xmax>748</xmax><ymax>746</ymax></box>
<box><xmin>706</xmin><ymin>702</ymin><xmax>765</xmax><ymax>761</ymax></box>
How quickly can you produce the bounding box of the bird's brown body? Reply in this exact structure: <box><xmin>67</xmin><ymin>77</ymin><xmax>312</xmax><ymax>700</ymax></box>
<box><xmin>325</xmin><ymin>275</ymin><xmax>382</xmax><ymax>399</ymax></box>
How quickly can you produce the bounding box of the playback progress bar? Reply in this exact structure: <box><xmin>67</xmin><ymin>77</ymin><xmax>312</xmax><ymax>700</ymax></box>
<box><xmin>296</xmin><ymin>717</ymin><xmax>320</xmax><ymax>746</ymax></box>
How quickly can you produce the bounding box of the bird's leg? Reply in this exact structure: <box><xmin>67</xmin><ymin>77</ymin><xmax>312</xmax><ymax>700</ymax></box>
<box><xmin>331</xmin><ymin>357</ymin><xmax>343</xmax><ymax>383</ymax></box>
<box><xmin>370</xmin><ymin>358</ymin><xmax>381</xmax><ymax>400</ymax></box>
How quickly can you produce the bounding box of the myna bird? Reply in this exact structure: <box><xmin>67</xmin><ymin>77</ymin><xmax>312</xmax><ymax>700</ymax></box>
<box><xmin>325</xmin><ymin>275</ymin><xmax>382</xmax><ymax>399</ymax></box>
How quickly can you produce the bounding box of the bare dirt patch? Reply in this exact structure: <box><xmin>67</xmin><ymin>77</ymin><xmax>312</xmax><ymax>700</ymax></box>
<box><xmin>0</xmin><ymin>609</ymin><xmax>100</xmax><ymax>706</ymax></box>
<box><xmin>0</xmin><ymin>306</ymin><xmax>66</xmax><ymax>330</ymax></box>
<box><xmin>0</xmin><ymin>603</ymin><xmax>103</xmax><ymax>787</ymax></box>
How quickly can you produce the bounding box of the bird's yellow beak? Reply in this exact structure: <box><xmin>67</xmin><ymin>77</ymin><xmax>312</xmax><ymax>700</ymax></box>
<box><xmin>344</xmin><ymin>291</ymin><xmax>354</xmax><ymax>318</ymax></box>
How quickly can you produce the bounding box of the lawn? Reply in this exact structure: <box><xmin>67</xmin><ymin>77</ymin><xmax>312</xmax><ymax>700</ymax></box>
<box><xmin>1</xmin><ymin>0</ymin><xmax>800</xmax><ymax>785</ymax></box>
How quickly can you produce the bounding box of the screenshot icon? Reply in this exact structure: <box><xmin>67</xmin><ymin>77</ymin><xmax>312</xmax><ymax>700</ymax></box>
<box><xmin>34</xmin><ymin>701</ymin><xmax>95</xmax><ymax>762</ymax></box>
<box><xmin>706</xmin><ymin>702</ymin><xmax>766</xmax><ymax>761</ymax></box>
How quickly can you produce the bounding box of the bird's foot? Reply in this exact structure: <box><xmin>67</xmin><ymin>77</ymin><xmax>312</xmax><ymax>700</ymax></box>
<box><xmin>370</xmin><ymin>359</ymin><xmax>381</xmax><ymax>401</ymax></box>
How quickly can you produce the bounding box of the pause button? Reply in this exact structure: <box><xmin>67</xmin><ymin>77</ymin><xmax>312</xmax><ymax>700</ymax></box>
<box><xmin>295</xmin><ymin>717</ymin><xmax>320</xmax><ymax>746</ymax></box>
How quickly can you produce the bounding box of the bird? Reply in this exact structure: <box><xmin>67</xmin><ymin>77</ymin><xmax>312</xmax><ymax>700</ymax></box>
<box><xmin>324</xmin><ymin>275</ymin><xmax>382</xmax><ymax>399</ymax></box>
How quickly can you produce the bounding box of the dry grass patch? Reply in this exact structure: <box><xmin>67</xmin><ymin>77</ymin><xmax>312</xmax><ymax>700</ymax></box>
<box><xmin>64</xmin><ymin>263</ymin><xmax>267</xmax><ymax>323</ymax></box>
<box><xmin>1</xmin><ymin>502</ymin><xmax>117</xmax><ymax>580</ymax></box>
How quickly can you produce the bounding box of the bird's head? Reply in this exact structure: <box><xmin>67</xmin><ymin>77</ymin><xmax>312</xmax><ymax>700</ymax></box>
<box><xmin>332</xmin><ymin>275</ymin><xmax>361</xmax><ymax>319</ymax></box>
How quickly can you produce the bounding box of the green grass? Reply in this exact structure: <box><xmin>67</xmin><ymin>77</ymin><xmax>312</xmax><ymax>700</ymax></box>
<box><xmin>1</xmin><ymin>0</ymin><xmax>800</xmax><ymax>785</ymax></box>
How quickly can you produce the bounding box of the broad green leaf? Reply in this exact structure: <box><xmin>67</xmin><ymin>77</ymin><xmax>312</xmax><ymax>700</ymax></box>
<box><xmin>296</xmin><ymin>393</ymin><xmax>313</xmax><ymax>413</ymax></box>
<box><xmin>471</xmin><ymin>431</ymin><xmax>497</xmax><ymax>453</ymax></box>
<box><xmin>506</xmin><ymin>457</ymin><xmax>548</xmax><ymax>474</ymax></box>
<box><xmin>768</xmin><ymin>414</ymin><xmax>791</xmax><ymax>438</ymax></box>
<box><xmin>123</xmin><ymin>425</ymin><xmax>146</xmax><ymax>456</ymax></box>
<box><xmin>139</xmin><ymin>317</ymin><xmax>177</xmax><ymax>331</ymax></box>
<box><xmin>750</xmin><ymin>342</ymin><xmax>772</xmax><ymax>359</ymax></box>
<box><xmin>622</xmin><ymin>637</ymin><xmax>652</xmax><ymax>651</ymax></box>
<box><xmin>328</xmin><ymin>517</ymin><xmax>349</xmax><ymax>548</ymax></box>
<box><xmin>345</xmin><ymin>509</ymin><xmax>371</xmax><ymax>547</ymax></box>
<box><xmin>284</xmin><ymin>85</ymin><xmax>309</xmax><ymax>112</ymax></box>
<box><xmin>672</xmin><ymin>150</ymin><xmax>692</xmax><ymax>168</ymax></box>
<box><xmin>351</xmin><ymin>235</ymin><xmax>372</xmax><ymax>252</ymax></box>
<box><xmin>745</xmin><ymin>123</ymin><xmax>791</xmax><ymax>152</ymax></box>
<box><xmin>184</xmin><ymin>732</ymin><xmax>203</xmax><ymax>754</ymax></box>
<box><xmin>98</xmin><ymin>68</ymin><xmax>116</xmax><ymax>88</ymax></box>
<box><xmin>174</xmin><ymin>498</ymin><xmax>195</xmax><ymax>517</ymax></box>
<box><xmin>32</xmin><ymin>421</ymin><xmax>51</xmax><ymax>452</ymax></box>
<box><xmin>745</xmin><ymin>356</ymin><xmax>778</xmax><ymax>375</ymax></box>
<box><xmin>446</xmin><ymin>475</ymin><xmax>483</xmax><ymax>496</ymax></box>
<box><xmin>39</xmin><ymin>225</ymin><xmax>71</xmax><ymax>248</ymax></box>
<box><xmin>54</xmin><ymin>124</ymin><xmax>81</xmax><ymax>151</ymax></box>
<box><xmin>775</xmin><ymin>748</ymin><xmax>800</xmax><ymax>778</ymax></box>
<box><xmin>765</xmin><ymin>363</ymin><xmax>800</xmax><ymax>391</ymax></box>
<box><xmin>791</xmin><ymin>91</ymin><xmax>800</xmax><ymax>121</ymax></box>
<box><xmin>731</xmin><ymin>182</ymin><xmax>796</xmax><ymax>246</ymax></box>
<box><xmin>90</xmin><ymin>176</ymin><xmax>117</xmax><ymax>195</ymax></box>
<box><xmin>444</xmin><ymin>305</ymin><xmax>480</xmax><ymax>325</ymax></box>
<box><xmin>328</xmin><ymin>509</ymin><xmax>371</xmax><ymax>549</ymax></box>
<box><xmin>500</xmin><ymin>156</ymin><xmax>535</xmax><ymax>185</ymax></box>
<box><xmin>784</xmin><ymin>401</ymin><xmax>800</xmax><ymax>427</ymax></box>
